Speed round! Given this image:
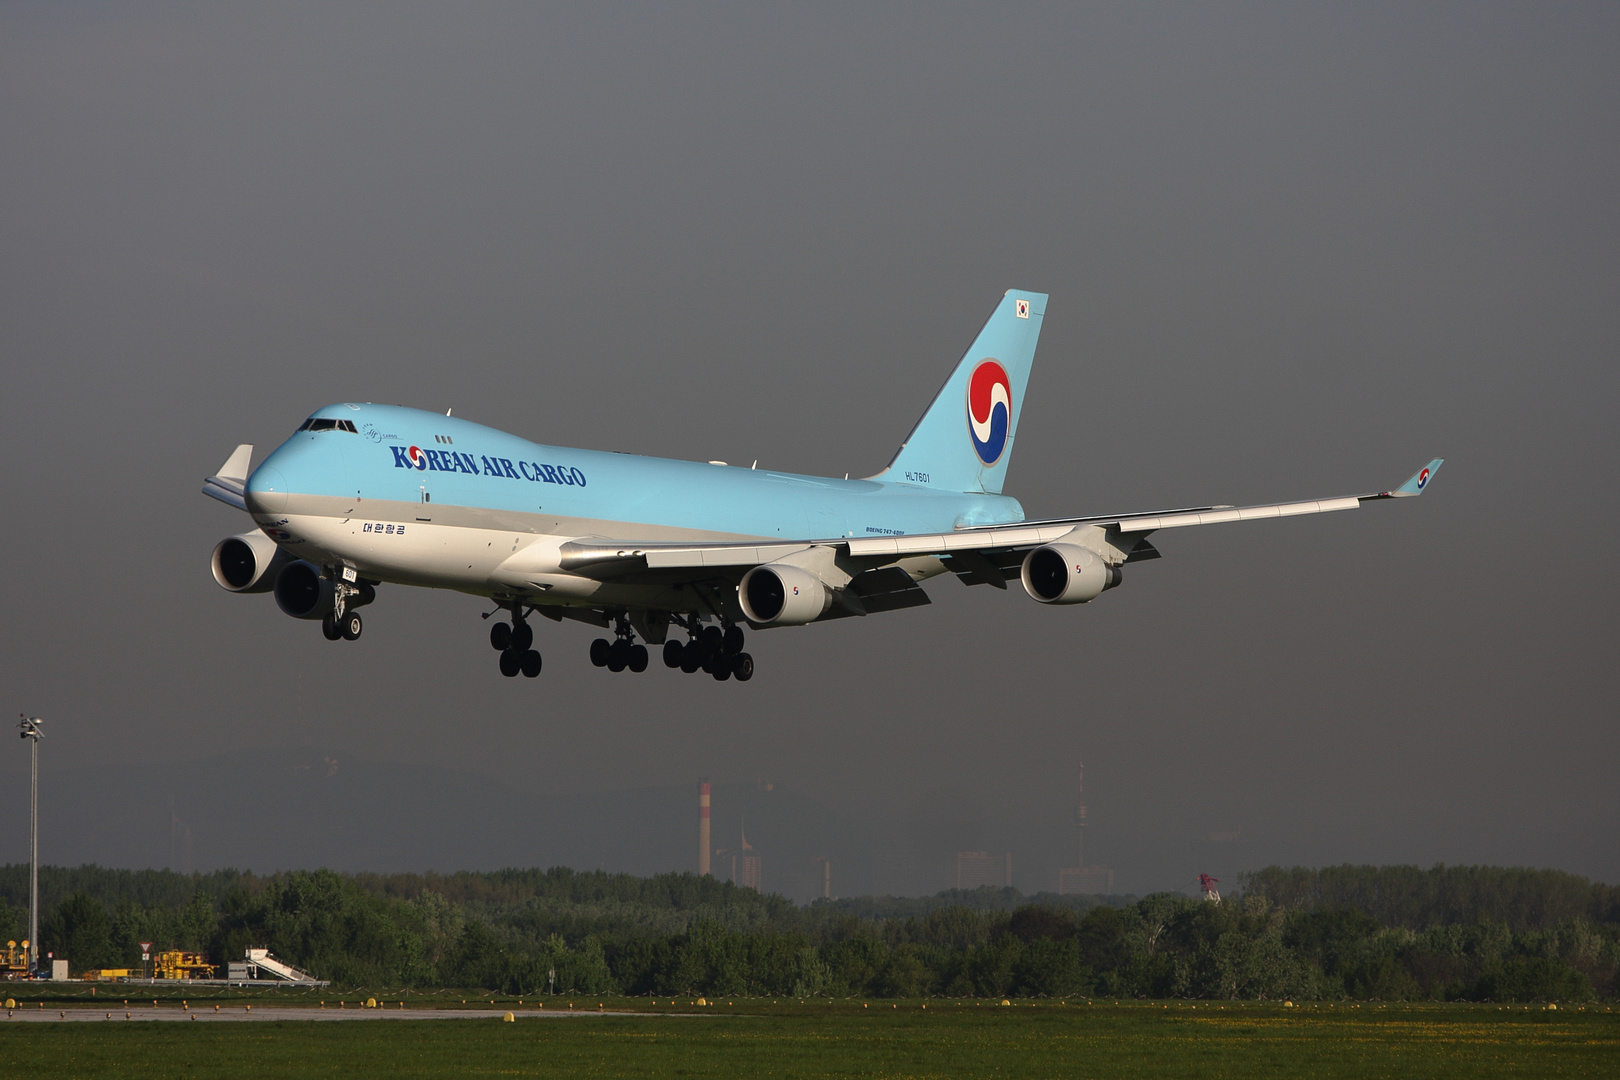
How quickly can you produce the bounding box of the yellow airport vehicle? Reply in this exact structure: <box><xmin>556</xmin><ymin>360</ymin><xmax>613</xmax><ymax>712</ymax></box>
<box><xmin>2</xmin><ymin>941</ymin><xmax>30</xmax><ymax>976</ymax></box>
<box><xmin>82</xmin><ymin>969</ymin><xmax>136</xmax><ymax>980</ymax></box>
<box><xmin>153</xmin><ymin>951</ymin><xmax>215</xmax><ymax>980</ymax></box>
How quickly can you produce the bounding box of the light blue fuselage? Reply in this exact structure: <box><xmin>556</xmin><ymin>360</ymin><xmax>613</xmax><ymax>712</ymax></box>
<box><xmin>248</xmin><ymin>404</ymin><xmax>1026</xmax><ymax>546</ymax></box>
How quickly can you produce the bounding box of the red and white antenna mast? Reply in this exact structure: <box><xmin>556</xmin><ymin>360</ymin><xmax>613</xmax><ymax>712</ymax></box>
<box><xmin>1198</xmin><ymin>873</ymin><xmax>1221</xmax><ymax>903</ymax></box>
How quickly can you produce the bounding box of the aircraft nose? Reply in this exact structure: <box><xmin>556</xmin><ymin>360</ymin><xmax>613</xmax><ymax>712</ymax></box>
<box><xmin>246</xmin><ymin>465</ymin><xmax>289</xmax><ymax>513</ymax></box>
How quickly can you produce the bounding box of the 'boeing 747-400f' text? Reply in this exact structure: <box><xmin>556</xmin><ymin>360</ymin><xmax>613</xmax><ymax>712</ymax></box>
<box><xmin>204</xmin><ymin>290</ymin><xmax>1442</xmax><ymax>682</ymax></box>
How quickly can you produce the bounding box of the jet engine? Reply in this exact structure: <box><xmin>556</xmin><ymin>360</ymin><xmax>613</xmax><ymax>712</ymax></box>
<box><xmin>211</xmin><ymin>531</ymin><xmax>293</xmax><ymax>593</ymax></box>
<box><xmin>1020</xmin><ymin>543</ymin><xmax>1121</xmax><ymax>605</ymax></box>
<box><xmin>738</xmin><ymin>563</ymin><xmax>833</xmax><ymax>626</ymax></box>
<box><xmin>273</xmin><ymin>560</ymin><xmax>374</xmax><ymax>620</ymax></box>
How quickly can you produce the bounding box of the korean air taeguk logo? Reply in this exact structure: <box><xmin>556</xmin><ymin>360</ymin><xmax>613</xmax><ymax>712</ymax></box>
<box><xmin>967</xmin><ymin>359</ymin><xmax>1011</xmax><ymax>466</ymax></box>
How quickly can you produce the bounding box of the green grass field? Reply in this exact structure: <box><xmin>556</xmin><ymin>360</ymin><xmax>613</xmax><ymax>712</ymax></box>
<box><xmin>2</xmin><ymin>997</ymin><xmax>1616</xmax><ymax>1079</ymax></box>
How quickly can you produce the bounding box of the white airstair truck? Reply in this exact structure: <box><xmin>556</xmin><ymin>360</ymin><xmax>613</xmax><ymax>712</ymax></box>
<box><xmin>239</xmin><ymin>947</ymin><xmax>327</xmax><ymax>984</ymax></box>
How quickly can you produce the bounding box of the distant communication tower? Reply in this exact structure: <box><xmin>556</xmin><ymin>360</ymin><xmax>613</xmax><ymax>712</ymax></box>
<box><xmin>1058</xmin><ymin>756</ymin><xmax>1113</xmax><ymax>895</ymax></box>
<box><xmin>1074</xmin><ymin>756</ymin><xmax>1088</xmax><ymax>866</ymax></box>
<box><xmin>1199</xmin><ymin>873</ymin><xmax>1221</xmax><ymax>903</ymax></box>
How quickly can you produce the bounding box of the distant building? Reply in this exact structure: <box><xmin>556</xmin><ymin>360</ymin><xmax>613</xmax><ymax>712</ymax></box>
<box><xmin>731</xmin><ymin>820</ymin><xmax>762</xmax><ymax>891</ymax></box>
<box><xmin>1058</xmin><ymin>866</ymin><xmax>1115</xmax><ymax>895</ymax></box>
<box><xmin>956</xmin><ymin>851</ymin><xmax>1012</xmax><ymax>889</ymax></box>
<box><xmin>737</xmin><ymin>853</ymin><xmax>762</xmax><ymax>891</ymax></box>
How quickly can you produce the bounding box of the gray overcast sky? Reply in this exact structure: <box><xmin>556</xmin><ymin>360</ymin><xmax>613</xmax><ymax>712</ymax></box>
<box><xmin>1</xmin><ymin>3</ymin><xmax>1615</xmax><ymax>902</ymax></box>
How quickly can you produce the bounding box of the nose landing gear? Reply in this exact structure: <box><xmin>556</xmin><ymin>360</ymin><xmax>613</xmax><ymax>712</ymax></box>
<box><xmin>318</xmin><ymin>574</ymin><xmax>370</xmax><ymax>642</ymax></box>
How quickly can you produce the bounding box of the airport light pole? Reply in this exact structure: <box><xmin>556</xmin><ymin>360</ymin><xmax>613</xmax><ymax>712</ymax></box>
<box><xmin>18</xmin><ymin>716</ymin><xmax>43</xmax><ymax>975</ymax></box>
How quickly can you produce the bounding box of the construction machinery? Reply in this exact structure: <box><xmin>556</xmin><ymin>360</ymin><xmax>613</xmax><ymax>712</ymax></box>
<box><xmin>2</xmin><ymin>940</ymin><xmax>30</xmax><ymax>978</ymax></box>
<box><xmin>153</xmin><ymin>950</ymin><xmax>215</xmax><ymax>980</ymax></box>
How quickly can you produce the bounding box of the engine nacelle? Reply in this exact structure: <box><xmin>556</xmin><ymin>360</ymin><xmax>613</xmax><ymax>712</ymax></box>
<box><xmin>738</xmin><ymin>563</ymin><xmax>833</xmax><ymax>626</ymax></box>
<box><xmin>211</xmin><ymin>531</ymin><xmax>293</xmax><ymax>593</ymax></box>
<box><xmin>274</xmin><ymin>561</ymin><xmax>334</xmax><ymax>619</ymax></box>
<box><xmin>1020</xmin><ymin>543</ymin><xmax>1121</xmax><ymax>605</ymax></box>
<box><xmin>273</xmin><ymin>560</ymin><xmax>374</xmax><ymax>620</ymax></box>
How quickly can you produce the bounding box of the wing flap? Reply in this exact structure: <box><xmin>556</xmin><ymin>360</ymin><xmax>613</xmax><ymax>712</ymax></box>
<box><xmin>644</xmin><ymin>544</ymin><xmax>811</xmax><ymax>568</ymax></box>
<box><xmin>847</xmin><ymin>565</ymin><xmax>933</xmax><ymax>612</ymax></box>
<box><xmin>557</xmin><ymin>540</ymin><xmax>810</xmax><ymax>573</ymax></box>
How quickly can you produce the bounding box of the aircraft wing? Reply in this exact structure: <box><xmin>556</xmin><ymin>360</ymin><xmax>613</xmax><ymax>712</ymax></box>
<box><xmin>559</xmin><ymin>460</ymin><xmax>1444</xmax><ymax>588</ymax></box>
<box><xmin>202</xmin><ymin>444</ymin><xmax>255</xmax><ymax>511</ymax></box>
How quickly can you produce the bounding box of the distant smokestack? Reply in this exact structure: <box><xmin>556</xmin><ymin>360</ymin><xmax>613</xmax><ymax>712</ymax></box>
<box><xmin>698</xmin><ymin>779</ymin><xmax>711</xmax><ymax>876</ymax></box>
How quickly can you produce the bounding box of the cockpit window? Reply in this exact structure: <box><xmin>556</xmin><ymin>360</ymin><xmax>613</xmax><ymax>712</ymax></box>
<box><xmin>298</xmin><ymin>417</ymin><xmax>358</xmax><ymax>433</ymax></box>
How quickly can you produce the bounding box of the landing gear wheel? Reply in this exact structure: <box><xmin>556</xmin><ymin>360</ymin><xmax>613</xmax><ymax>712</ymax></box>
<box><xmin>340</xmin><ymin>612</ymin><xmax>363</xmax><ymax>641</ymax></box>
<box><xmin>607</xmin><ymin>639</ymin><xmax>629</xmax><ymax>673</ymax></box>
<box><xmin>322</xmin><ymin>615</ymin><xmax>342</xmax><ymax>641</ymax></box>
<box><xmin>510</xmin><ymin>621</ymin><xmax>534</xmax><ymax>652</ymax></box>
<box><xmin>701</xmin><ymin>625</ymin><xmax>723</xmax><ymax>650</ymax></box>
<box><xmin>499</xmin><ymin>650</ymin><xmax>521</xmax><ymax>677</ymax></box>
<box><xmin>663</xmin><ymin>640</ymin><xmax>684</xmax><ymax>668</ymax></box>
<box><xmin>711</xmin><ymin>661</ymin><xmax>732</xmax><ymax>681</ymax></box>
<box><xmin>723</xmin><ymin>624</ymin><xmax>745</xmax><ymax>656</ymax></box>
<box><xmin>628</xmin><ymin>644</ymin><xmax>649</xmax><ymax>673</ymax></box>
<box><xmin>731</xmin><ymin>652</ymin><xmax>754</xmax><ymax>682</ymax></box>
<box><xmin>490</xmin><ymin>622</ymin><xmax>512</xmax><ymax>651</ymax></box>
<box><xmin>680</xmin><ymin>641</ymin><xmax>704</xmax><ymax>674</ymax></box>
<box><xmin>520</xmin><ymin>650</ymin><xmax>543</xmax><ymax>678</ymax></box>
<box><xmin>589</xmin><ymin>639</ymin><xmax>611</xmax><ymax>667</ymax></box>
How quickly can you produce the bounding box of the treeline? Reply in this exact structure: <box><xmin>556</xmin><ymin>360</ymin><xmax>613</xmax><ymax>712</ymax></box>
<box><xmin>1242</xmin><ymin>865</ymin><xmax>1620</xmax><ymax>932</ymax></box>
<box><xmin>1</xmin><ymin>863</ymin><xmax>1615</xmax><ymax>1001</ymax></box>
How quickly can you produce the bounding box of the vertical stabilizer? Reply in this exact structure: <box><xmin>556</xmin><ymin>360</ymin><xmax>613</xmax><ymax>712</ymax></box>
<box><xmin>873</xmin><ymin>290</ymin><xmax>1046</xmax><ymax>494</ymax></box>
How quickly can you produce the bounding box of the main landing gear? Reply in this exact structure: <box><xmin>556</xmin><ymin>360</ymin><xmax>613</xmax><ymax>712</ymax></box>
<box><xmin>320</xmin><ymin>577</ymin><xmax>370</xmax><ymax>642</ymax></box>
<box><xmin>321</xmin><ymin>611</ymin><xmax>363</xmax><ymax>641</ymax></box>
<box><xmin>662</xmin><ymin>620</ymin><xmax>752</xmax><ymax>682</ymax></box>
<box><xmin>590</xmin><ymin>615</ymin><xmax>649</xmax><ymax>674</ymax></box>
<box><xmin>481</xmin><ymin>607</ymin><xmax>752</xmax><ymax>682</ymax></box>
<box><xmin>490</xmin><ymin>610</ymin><xmax>542</xmax><ymax>678</ymax></box>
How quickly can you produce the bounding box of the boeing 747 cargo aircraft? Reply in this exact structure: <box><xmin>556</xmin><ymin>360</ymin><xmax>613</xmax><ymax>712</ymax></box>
<box><xmin>204</xmin><ymin>291</ymin><xmax>1441</xmax><ymax>682</ymax></box>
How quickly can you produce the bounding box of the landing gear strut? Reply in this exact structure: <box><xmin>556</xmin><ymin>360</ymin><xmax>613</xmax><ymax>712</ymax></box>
<box><xmin>320</xmin><ymin>573</ymin><xmax>369</xmax><ymax>642</ymax></box>
<box><xmin>490</xmin><ymin>605</ymin><xmax>542</xmax><ymax>678</ymax></box>
<box><xmin>667</xmin><ymin>615</ymin><xmax>752</xmax><ymax>682</ymax></box>
<box><xmin>591</xmin><ymin>615</ymin><xmax>648</xmax><ymax>674</ymax></box>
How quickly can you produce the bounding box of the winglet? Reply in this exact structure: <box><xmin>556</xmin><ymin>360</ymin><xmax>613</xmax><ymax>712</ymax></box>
<box><xmin>216</xmin><ymin>444</ymin><xmax>254</xmax><ymax>484</ymax></box>
<box><xmin>202</xmin><ymin>444</ymin><xmax>254</xmax><ymax>510</ymax></box>
<box><xmin>1388</xmin><ymin>458</ymin><xmax>1443</xmax><ymax>497</ymax></box>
